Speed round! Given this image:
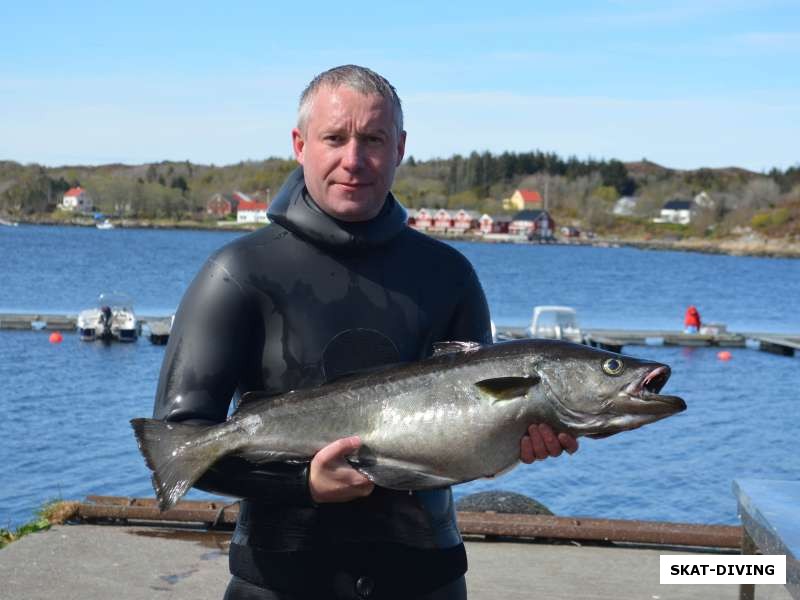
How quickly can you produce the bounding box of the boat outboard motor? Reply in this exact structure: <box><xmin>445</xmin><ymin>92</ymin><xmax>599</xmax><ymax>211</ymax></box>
<box><xmin>100</xmin><ymin>306</ymin><xmax>113</xmax><ymax>339</ymax></box>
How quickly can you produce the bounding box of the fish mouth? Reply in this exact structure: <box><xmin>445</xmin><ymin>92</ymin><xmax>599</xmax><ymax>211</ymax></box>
<box><xmin>584</xmin><ymin>365</ymin><xmax>686</xmax><ymax>440</ymax></box>
<box><xmin>624</xmin><ymin>365</ymin><xmax>686</xmax><ymax>414</ymax></box>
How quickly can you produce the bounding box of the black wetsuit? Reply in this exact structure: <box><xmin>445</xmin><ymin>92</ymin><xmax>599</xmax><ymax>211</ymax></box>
<box><xmin>153</xmin><ymin>168</ymin><xmax>492</xmax><ymax>599</ymax></box>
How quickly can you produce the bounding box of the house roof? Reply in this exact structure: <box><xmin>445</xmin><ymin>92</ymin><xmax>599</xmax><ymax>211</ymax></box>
<box><xmin>663</xmin><ymin>200</ymin><xmax>691</xmax><ymax>210</ymax></box>
<box><xmin>480</xmin><ymin>214</ymin><xmax>513</xmax><ymax>222</ymax></box>
<box><xmin>232</xmin><ymin>191</ymin><xmax>253</xmax><ymax>203</ymax></box>
<box><xmin>518</xmin><ymin>189</ymin><xmax>542</xmax><ymax>203</ymax></box>
<box><xmin>513</xmin><ymin>209</ymin><xmax>550</xmax><ymax>221</ymax></box>
<box><xmin>64</xmin><ymin>186</ymin><xmax>84</xmax><ymax>197</ymax></box>
<box><xmin>238</xmin><ymin>200</ymin><xmax>268</xmax><ymax>211</ymax></box>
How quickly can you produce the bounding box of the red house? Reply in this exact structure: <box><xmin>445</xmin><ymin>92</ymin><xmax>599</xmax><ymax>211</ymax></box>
<box><xmin>509</xmin><ymin>209</ymin><xmax>555</xmax><ymax>238</ymax></box>
<box><xmin>432</xmin><ymin>209</ymin><xmax>453</xmax><ymax>232</ymax></box>
<box><xmin>206</xmin><ymin>193</ymin><xmax>233</xmax><ymax>218</ymax></box>
<box><xmin>408</xmin><ymin>208</ymin><xmax>433</xmax><ymax>230</ymax></box>
<box><xmin>479</xmin><ymin>214</ymin><xmax>512</xmax><ymax>234</ymax></box>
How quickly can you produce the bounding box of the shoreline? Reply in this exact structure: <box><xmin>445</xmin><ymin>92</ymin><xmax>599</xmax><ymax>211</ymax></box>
<box><xmin>7</xmin><ymin>215</ymin><xmax>800</xmax><ymax>259</ymax></box>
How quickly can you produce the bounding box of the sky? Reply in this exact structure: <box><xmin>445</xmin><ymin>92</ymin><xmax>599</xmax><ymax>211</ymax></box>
<box><xmin>1</xmin><ymin>1</ymin><xmax>798</xmax><ymax>171</ymax></box>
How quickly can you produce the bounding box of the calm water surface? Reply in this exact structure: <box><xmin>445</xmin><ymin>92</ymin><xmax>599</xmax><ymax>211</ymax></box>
<box><xmin>1</xmin><ymin>225</ymin><xmax>798</xmax><ymax>529</ymax></box>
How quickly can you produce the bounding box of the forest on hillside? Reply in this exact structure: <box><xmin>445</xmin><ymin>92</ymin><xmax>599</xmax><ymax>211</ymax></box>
<box><xmin>1</xmin><ymin>150</ymin><xmax>798</xmax><ymax>237</ymax></box>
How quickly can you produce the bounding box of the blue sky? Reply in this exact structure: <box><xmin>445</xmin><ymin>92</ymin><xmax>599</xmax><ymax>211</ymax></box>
<box><xmin>1</xmin><ymin>1</ymin><xmax>798</xmax><ymax>171</ymax></box>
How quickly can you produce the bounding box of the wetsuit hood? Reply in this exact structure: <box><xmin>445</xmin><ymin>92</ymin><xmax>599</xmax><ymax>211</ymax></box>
<box><xmin>267</xmin><ymin>167</ymin><xmax>408</xmax><ymax>250</ymax></box>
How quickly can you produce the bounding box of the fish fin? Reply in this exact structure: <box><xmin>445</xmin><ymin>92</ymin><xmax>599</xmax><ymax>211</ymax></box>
<box><xmin>475</xmin><ymin>375</ymin><xmax>541</xmax><ymax>401</ymax></box>
<box><xmin>432</xmin><ymin>341</ymin><xmax>482</xmax><ymax>356</ymax></box>
<box><xmin>347</xmin><ymin>450</ymin><xmax>459</xmax><ymax>490</ymax></box>
<box><xmin>130</xmin><ymin>418</ymin><xmax>222</xmax><ymax>511</ymax></box>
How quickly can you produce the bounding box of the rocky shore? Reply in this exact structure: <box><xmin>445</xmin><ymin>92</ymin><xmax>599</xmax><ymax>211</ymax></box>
<box><xmin>8</xmin><ymin>215</ymin><xmax>800</xmax><ymax>259</ymax></box>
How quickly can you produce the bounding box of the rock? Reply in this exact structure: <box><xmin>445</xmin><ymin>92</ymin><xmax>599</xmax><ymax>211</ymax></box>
<box><xmin>455</xmin><ymin>491</ymin><xmax>553</xmax><ymax>515</ymax></box>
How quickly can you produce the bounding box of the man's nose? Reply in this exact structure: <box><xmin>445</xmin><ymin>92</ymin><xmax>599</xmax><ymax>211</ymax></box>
<box><xmin>341</xmin><ymin>139</ymin><xmax>365</xmax><ymax>170</ymax></box>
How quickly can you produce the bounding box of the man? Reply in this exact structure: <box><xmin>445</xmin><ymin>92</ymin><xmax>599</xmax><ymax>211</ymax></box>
<box><xmin>153</xmin><ymin>65</ymin><xmax>577</xmax><ymax>600</ymax></box>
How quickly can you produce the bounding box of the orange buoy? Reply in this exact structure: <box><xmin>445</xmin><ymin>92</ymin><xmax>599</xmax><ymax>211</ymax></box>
<box><xmin>49</xmin><ymin>331</ymin><xmax>63</xmax><ymax>344</ymax></box>
<box><xmin>717</xmin><ymin>350</ymin><xmax>732</xmax><ymax>361</ymax></box>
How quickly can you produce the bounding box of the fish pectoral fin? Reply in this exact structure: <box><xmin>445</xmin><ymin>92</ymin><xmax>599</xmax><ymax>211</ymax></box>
<box><xmin>475</xmin><ymin>376</ymin><xmax>540</xmax><ymax>401</ymax></box>
<box><xmin>347</xmin><ymin>455</ymin><xmax>459</xmax><ymax>490</ymax></box>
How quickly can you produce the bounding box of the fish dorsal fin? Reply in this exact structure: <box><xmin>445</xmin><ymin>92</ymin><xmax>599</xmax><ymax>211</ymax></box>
<box><xmin>476</xmin><ymin>376</ymin><xmax>540</xmax><ymax>401</ymax></box>
<box><xmin>432</xmin><ymin>341</ymin><xmax>482</xmax><ymax>357</ymax></box>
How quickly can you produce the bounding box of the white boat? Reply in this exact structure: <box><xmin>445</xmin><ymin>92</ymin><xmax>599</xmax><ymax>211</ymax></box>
<box><xmin>0</xmin><ymin>217</ymin><xmax>19</xmax><ymax>226</ymax></box>
<box><xmin>96</xmin><ymin>219</ymin><xmax>114</xmax><ymax>230</ymax></box>
<box><xmin>77</xmin><ymin>292</ymin><xmax>139</xmax><ymax>342</ymax></box>
<box><xmin>527</xmin><ymin>305</ymin><xmax>583</xmax><ymax>344</ymax></box>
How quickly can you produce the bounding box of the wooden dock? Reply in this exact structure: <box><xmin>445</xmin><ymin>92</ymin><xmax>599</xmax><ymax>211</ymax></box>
<box><xmin>1</xmin><ymin>312</ymin><xmax>798</xmax><ymax>355</ymax></box>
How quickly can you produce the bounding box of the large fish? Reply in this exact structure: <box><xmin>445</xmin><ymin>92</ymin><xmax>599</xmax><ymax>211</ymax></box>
<box><xmin>132</xmin><ymin>339</ymin><xmax>686</xmax><ymax>511</ymax></box>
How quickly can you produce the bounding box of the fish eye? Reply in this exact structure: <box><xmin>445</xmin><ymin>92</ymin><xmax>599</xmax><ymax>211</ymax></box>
<box><xmin>602</xmin><ymin>358</ymin><xmax>624</xmax><ymax>376</ymax></box>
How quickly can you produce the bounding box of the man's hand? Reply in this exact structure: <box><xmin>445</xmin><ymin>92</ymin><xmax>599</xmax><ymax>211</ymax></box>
<box><xmin>309</xmin><ymin>436</ymin><xmax>375</xmax><ymax>503</ymax></box>
<box><xmin>520</xmin><ymin>423</ymin><xmax>578</xmax><ymax>463</ymax></box>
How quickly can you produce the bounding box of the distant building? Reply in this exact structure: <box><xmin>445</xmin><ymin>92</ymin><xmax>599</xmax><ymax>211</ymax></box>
<box><xmin>509</xmin><ymin>209</ymin><xmax>555</xmax><ymax>238</ymax></box>
<box><xmin>613</xmin><ymin>196</ymin><xmax>639</xmax><ymax>216</ymax></box>
<box><xmin>61</xmin><ymin>187</ymin><xmax>93</xmax><ymax>212</ymax></box>
<box><xmin>478</xmin><ymin>214</ymin><xmax>512</xmax><ymax>234</ymax></box>
<box><xmin>693</xmin><ymin>191</ymin><xmax>715</xmax><ymax>210</ymax></box>
<box><xmin>236</xmin><ymin>199</ymin><xmax>269</xmax><ymax>224</ymax></box>
<box><xmin>431</xmin><ymin>209</ymin><xmax>454</xmax><ymax>232</ymax></box>
<box><xmin>654</xmin><ymin>199</ymin><xmax>692</xmax><ymax>225</ymax></box>
<box><xmin>502</xmin><ymin>188</ymin><xmax>542</xmax><ymax>212</ymax></box>
<box><xmin>452</xmin><ymin>209</ymin><xmax>480</xmax><ymax>232</ymax></box>
<box><xmin>408</xmin><ymin>207</ymin><xmax>433</xmax><ymax>230</ymax></box>
<box><xmin>207</xmin><ymin>193</ymin><xmax>233</xmax><ymax>218</ymax></box>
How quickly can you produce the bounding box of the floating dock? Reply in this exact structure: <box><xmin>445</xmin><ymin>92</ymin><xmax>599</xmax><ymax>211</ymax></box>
<box><xmin>1</xmin><ymin>312</ymin><xmax>799</xmax><ymax>355</ymax></box>
<box><xmin>0</xmin><ymin>313</ymin><xmax>173</xmax><ymax>345</ymax></box>
<box><xmin>496</xmin><ymin>325</ymin><xmax>800</xmax><ymax>357</ymax></box>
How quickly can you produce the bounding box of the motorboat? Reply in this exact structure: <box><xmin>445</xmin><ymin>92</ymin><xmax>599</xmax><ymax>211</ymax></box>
<box><xmin>96</xmin><ymin>219</ymin><xmax>114</xmax><ymax>230</ymax></box>
<box><xmin>527</xmin><ymin>305</ymin><xmax>583</xmax><ymax>344</ymax></box>
<box><xmin>77</xmin><ymin>292</ymin><xmax>139</xmax><ymax>342</ymax></box>
<box><xmin>0</xmin><ymin>217</ymin><xmax>19</xmax><ymax>226</ymax></box>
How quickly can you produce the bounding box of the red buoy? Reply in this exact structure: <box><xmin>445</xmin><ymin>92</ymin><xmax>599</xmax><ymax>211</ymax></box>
<box><xmin>717</xmin><ymin>350</ymin><xmax>732</xmax><ymax>361</ymax></box>
<box><xmin>49</xmin><ymin>331</ymin><xmax>63</xmax><ymax>344</ymax></box>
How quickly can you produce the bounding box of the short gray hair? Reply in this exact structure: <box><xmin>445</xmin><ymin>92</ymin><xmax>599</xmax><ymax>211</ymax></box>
<box><xmin>297</xmin><ymin>65</ymin><xmax>404</xmax><ymax>136</ymax></box>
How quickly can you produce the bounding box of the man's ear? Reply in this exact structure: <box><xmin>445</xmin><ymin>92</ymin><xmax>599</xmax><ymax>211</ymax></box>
<box><xmin>396</xmin><ymin>130</ymin><xmax>407</xmax><ymax>167</ymax></box>
<box><xmin>292</xmin><ymin>128</ymin><xmax>305</xmax><ymax>165</ymax></box>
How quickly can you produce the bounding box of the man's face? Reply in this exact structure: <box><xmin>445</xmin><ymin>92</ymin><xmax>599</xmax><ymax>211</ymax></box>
<box><xmin>292</xmin><ymin>85</ymin><xmax>406</xmax><ymax>222</ymax></box>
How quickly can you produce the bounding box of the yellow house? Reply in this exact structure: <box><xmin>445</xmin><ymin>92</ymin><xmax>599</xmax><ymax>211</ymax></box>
<box><xmin>502</xmin><ymin>188</ymin><xmax>542</xmax><ymax>211</ymax></box>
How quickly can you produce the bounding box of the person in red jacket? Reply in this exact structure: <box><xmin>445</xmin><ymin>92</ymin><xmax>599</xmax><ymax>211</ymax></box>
<box><xmin>684</xmin><ymin>305</ymin><xmax>701</xmax><ymax>333</ymax></box>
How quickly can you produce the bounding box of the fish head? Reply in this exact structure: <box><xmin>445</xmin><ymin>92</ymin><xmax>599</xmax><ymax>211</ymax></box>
<box><xmin>526</xmin><ymin>340</ymin><xmax>686</xmax><ymax>437</ymax></box>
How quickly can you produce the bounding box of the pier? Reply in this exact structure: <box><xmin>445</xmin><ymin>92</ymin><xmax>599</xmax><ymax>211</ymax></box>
<box><xmin>1</xmin><ymin>312</ymin><xmax>799</xmax><ymax>355</ymax></box>
<box><xmin>0</xmin><ymin>496</ymin><xmax>793</xmax><ymax>600</ymax></box>
<box><xmin>496</xmin><ymin>325</ymin><xmax>800</xmax><ymax>357</ymax></box>
<box><xmin>0</xmin><ymin>312</ymin><xmax>173</xmax><ymax>345</ymax></box>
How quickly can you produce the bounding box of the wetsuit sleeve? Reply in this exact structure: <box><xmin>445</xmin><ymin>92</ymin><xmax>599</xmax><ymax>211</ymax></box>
<box><xmin>152</xmin><ymin>257</ymin><xmax>315</xmax><ymax>506</ymax></box>
<box><xmin>445</xmin><ymin>261</ymin><xmax>493</xmax><ymax>345</ymax></box>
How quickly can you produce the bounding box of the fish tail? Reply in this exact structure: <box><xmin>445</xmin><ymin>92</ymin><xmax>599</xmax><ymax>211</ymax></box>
<box><xmin>130</xmin><ymin>418</ymin><xmax>223</xmax><ymax>512</ymax></box>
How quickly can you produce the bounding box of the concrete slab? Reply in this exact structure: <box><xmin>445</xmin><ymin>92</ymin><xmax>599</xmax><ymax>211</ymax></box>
<box><xmin>0</xmin><ymin>524</ymin><xmax>793</xmax><ymax>599</ymax></box>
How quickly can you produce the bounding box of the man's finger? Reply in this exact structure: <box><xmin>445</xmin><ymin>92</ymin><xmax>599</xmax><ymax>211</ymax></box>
<box><xmin>315</xmin><ymin>436</ymin><xmax>361</xmax><ymax>465</ymax></box>
<box><xmin>528</xmin><ymin>425</ymin><xmax>548</xmax><ymax>459</ymax></box>
<box><xmin>538</xmin><ymin>424</ymin><xmax>563</xmax><ymax>457</ymax></box>
<box><xmin>558</xmin><ymin>433</ymin><xmax>579</xmax><ymax>455</ymax></box>
<box><xmin>520</xmin><ymin>435</ymin><xmax>534</xmax><ymax>463</ymax></box>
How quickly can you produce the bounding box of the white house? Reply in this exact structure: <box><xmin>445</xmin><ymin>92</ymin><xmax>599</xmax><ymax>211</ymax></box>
<box><xmin>613</xmin><ymin>196</ymin><xmax>639</xmax><ymax>216</ymax></box>
<box><xmin>654</xmin><ymin>199</ymin><xmax>692</xmax><ymax>225</ymax></box>
<box><xmin>61</xmin><ymin>187</ymin><xmax>93</xmax><ymax>212</ymax></box>
<box><xmin>236</xmin><ymin>200</ymin><xmax>269</xmax><ymax>224</ymax></box>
